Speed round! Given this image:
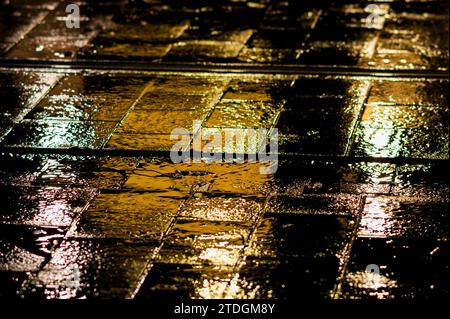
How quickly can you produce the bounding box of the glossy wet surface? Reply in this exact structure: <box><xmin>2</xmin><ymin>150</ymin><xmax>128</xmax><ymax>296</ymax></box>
<box><xmin>0</xmin><ymin>0</ymin><xmax>448</xmax><ymax>70</ymax></box>
<box><xmin>0</xmin><ymin>0</ymin><xmax>448</xmax><ymax>300</ymax></box>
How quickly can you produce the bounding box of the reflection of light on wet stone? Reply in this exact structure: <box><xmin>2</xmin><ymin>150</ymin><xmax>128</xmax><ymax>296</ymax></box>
<box><xmin>199</xmin><ymin>248</ymin><xmax>240</xmax><ymax>266</ymax></box>
<box><xmin>0</xmin><ymin>244</ymin><xmax>45</xmax><ymax>272</ymax></box>
<box><xmin>0</xmin><ymin>0</ymin><xmax>447</xmax><ymax>301</ymax></box>
<box><xmin>180</xmin><ymin>196</ymin><xmax>264</xmax><ymax>223</ymax></box>
<box><xmin>30</xmin><ymin>241</ymin><xmax>84</xmax><ymax>299</ymax></box>
<box><xmin>359</xmin><ymin>197</ymin><xmax>396</xmax><ymax>237</ymax></box>
<box><xmin>226</xmin><ymin>274</ymin><xmax>262</xmax><ymax>299</ymax></box>
<box><xmin>345</xmin><ymin>271</ymin><xmax>397</xmax><ymax>299</ymax></box>
<box><xmin>353</xmin><ymin>126</ymin><xmax>404</xmax><ymax>158</ymax></box>
<box><xmin>196</xmin><ymin>276</ymin><xmax>231</xmax><ymax>299</ymax></box>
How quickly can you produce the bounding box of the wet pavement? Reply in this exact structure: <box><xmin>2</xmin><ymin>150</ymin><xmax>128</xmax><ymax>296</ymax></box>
<box><xmin>0</xmin><ymin>0</ymin><xmax>448</xmax><ymax>300</ymax></box>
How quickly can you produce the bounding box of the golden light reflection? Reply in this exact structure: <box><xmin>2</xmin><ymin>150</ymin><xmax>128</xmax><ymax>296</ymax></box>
<box><xmin>199</xmin><ymin>248</ymin><xmax>240</xmax><ymax>266</ymax></box>
<box><xmin>194</xmin><ymin>272</ymin><xmax>264</xmax><ymax>299</ymax></box>
<box><xmin>346</xmin><ymin>270</ymin><xmax>397</xmax><ymax>299</ymax></box>
<box><xmin>32</xmin><ymin>187</ymin><xmax>73</xmax><ymax>226</ymax></box>
<box><xmin>359</xmin><ymin>196</ymin><xmax>396</xmax><ymax>238</ymax></box>
<box><xmin>39</xmin><ymin>121</ymin><xmax>95</xmax><ymax>148</ymax></box>
<box><xmin>359</xmin><ymin>126</ymin><xmax>402</xmax><ymax>157</ymax></box>
<box><xmin>196</xmin><ymin>277</ymin><xmax>230</xmax><ymax>299</ymax></box>
<box><xmin>37</xmin><ymin>240</ymin><xmax>83</xmax><ymax>299</ymax></box>
<box><xmin>226</xmin><ymin>273</ymin><xmax>265</xmax><ymax>299</ymax></box>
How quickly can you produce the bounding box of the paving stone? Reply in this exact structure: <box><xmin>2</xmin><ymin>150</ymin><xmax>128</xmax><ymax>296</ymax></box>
<box><xmin>165</xmin><ymin>219</ymin><xmax>251</xmax><ymax>249</ymax></box>
<box><xmin>0</xmin><ymin>185</ymin><xmax>96</xmax><ymax>227</ymax></box>
<box><xmin>289</xmin><ymin>77</ymin><xmax>366</xmax><ymax>99</ymax></box>
<box><xmin>267</xmin><ymin>161</ymin><xmax>395</xmax><ymax>196</ymax></box>
<box><xmin>126</xmin><ymin>159</ymin><xmax>273</xmax><ymax>196</ymax></box>
<box><xmin>25</xmin><ymin>74</ymin><xmax>149</xmax><ymax>122</ymax></box>
<box><xmin>0</xmin><ymin>71</ymin><xmax>62</xmax><ymax>127</ymax></box>
<box><xmin>106</xmin><ymin>133</ymin><xmax>189</xmax><ymax>151</ymax></box>
<box><xmin>369</xmin><ymin>11</ymin><xmax>449</xmax><ymax>70</ymax></box>
<box><xmin>5</xmin><ymin>3</ymin><xmax>103</xmax><ymax>60</ymax></box>
<box><xmin>352</xmin><ymin>103</ymin><xmax>449</xmax><ymax>159</ymax></box>
<box><xmin>391</xmin><ymin>163</ymin><xmax>449</xmax><ymax>199</ymax></box>
<box><xmin>167</xmin><ymin>40</ymin><xmax>247</xmax><ymax>61</ymax></box>
<box><xmin>149</xmin><ymin>76</ymin><xmax>229</xmax><ymax>96</ymax></box>
<box><xmin>136</xmin><ymin>263</ymin><xmax>235</xmax><ymax>299</ymax></box>
<box><xmin>277</xmin><ymin>79</ymin><xmax>369</xmax><ymax>155</ymax></box>
<box><xmin>98</xmin><ymin>21</ymin><xmax>190</xmax><ymax>42</ymax></box>
<box><xmin>222</xmin><ymin>79</ymin><xmax>292</xmax><ymax>102</ymax></box>
<box><xmin>84</xmin><ymin>43</ymin><xmax>172</xmax><ymax>60</ymax></box>
<box><xmin>246</xmin><ymin>213</ymin><xmax>355</xmax><ymax>259</ymax></box>
<box><xmin>0</xmin><ymin>224</ymin><xmax>64</xmax><ymax>272</ymax></box>
<box><xmin>360</xmin><ymin>104</ymin><xmax>448</xmax><ymax>128</ymax></box>
<box><xmin>21</xmin><ymin>239</ymin><xmax>158</xmax><ymax>298</ymax></box>
<box><xmin>122</xmin><ymin>159</ymin><xmax>214</xmax><ymax>194</ymax></box>
<box><xmin>367</xmin><ymin>80</ymin><xmax>448</xmax><ymax>106</ymax></box>
<box><xmin>339</xmin><ymin>237</ymin><xmax>449</xmax><ymax>299</ymax></box>
<box><xmin>133</xmin><ymin>92</ymin><xmax>219</xmax><ymax>112</ymax></box>
<box><xmin>117</xmin><ymin>109</ymin><xmax>210</xmax><ymax>134</ymax></box>
<box><xmin>278</xmin><ymin>97</ymin><xmax>362</xmax><ymax>155</ymax></box>
<box><xmin>34</xmin><ymin>156</ymin><xmax>138</xmax><ymax>189</ymax></box>
<box><xmin>0</xmin><ymin>2</ymin><xmax>57</xmax><ymax>54</ymax></box>
<box><xmin>206</xmin><ymin>162</ymin><xmax>273</xmax><ymax>195</ymax></box>
<box><xmin>1</xmin><ymin>119</ymin><xmax>117</xmax><ymax>149</ymax></box>
<box><xmin>233</xmin><ymin>256</ymin><xmax>340</xmax><ymax>299</ymax></box>
<box><xmin>205</xmin><ymin>100</ymin><xmax>281</xmax><ymax>129</ymax></box>
<box><xmin>1</xmin><ymin>0</ymin><xmax>447</xmax><ymax>70</ymax></box>
<box><xmin>68</xmin><ymin>191</ymin><xmax>181</xmax><ymax>243</ymax></box>
<box><xmin>143</xmin><ymin>219</ymin><xmax>250</xmax><ymax>295</ymax></box>
<box><xmin>0</xmin><ymin>154</ymin><xmax>43</xmax><ymax>187</ymax></box>
<box><xmin>358</xmin><ymin>195</ymin><xmax>448</xmax><ymax>239</ymax></box>
<box><xmin>179</xmin><ymin>195</ymin><xmax>265</xmax><ymax>223</ymax></box>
